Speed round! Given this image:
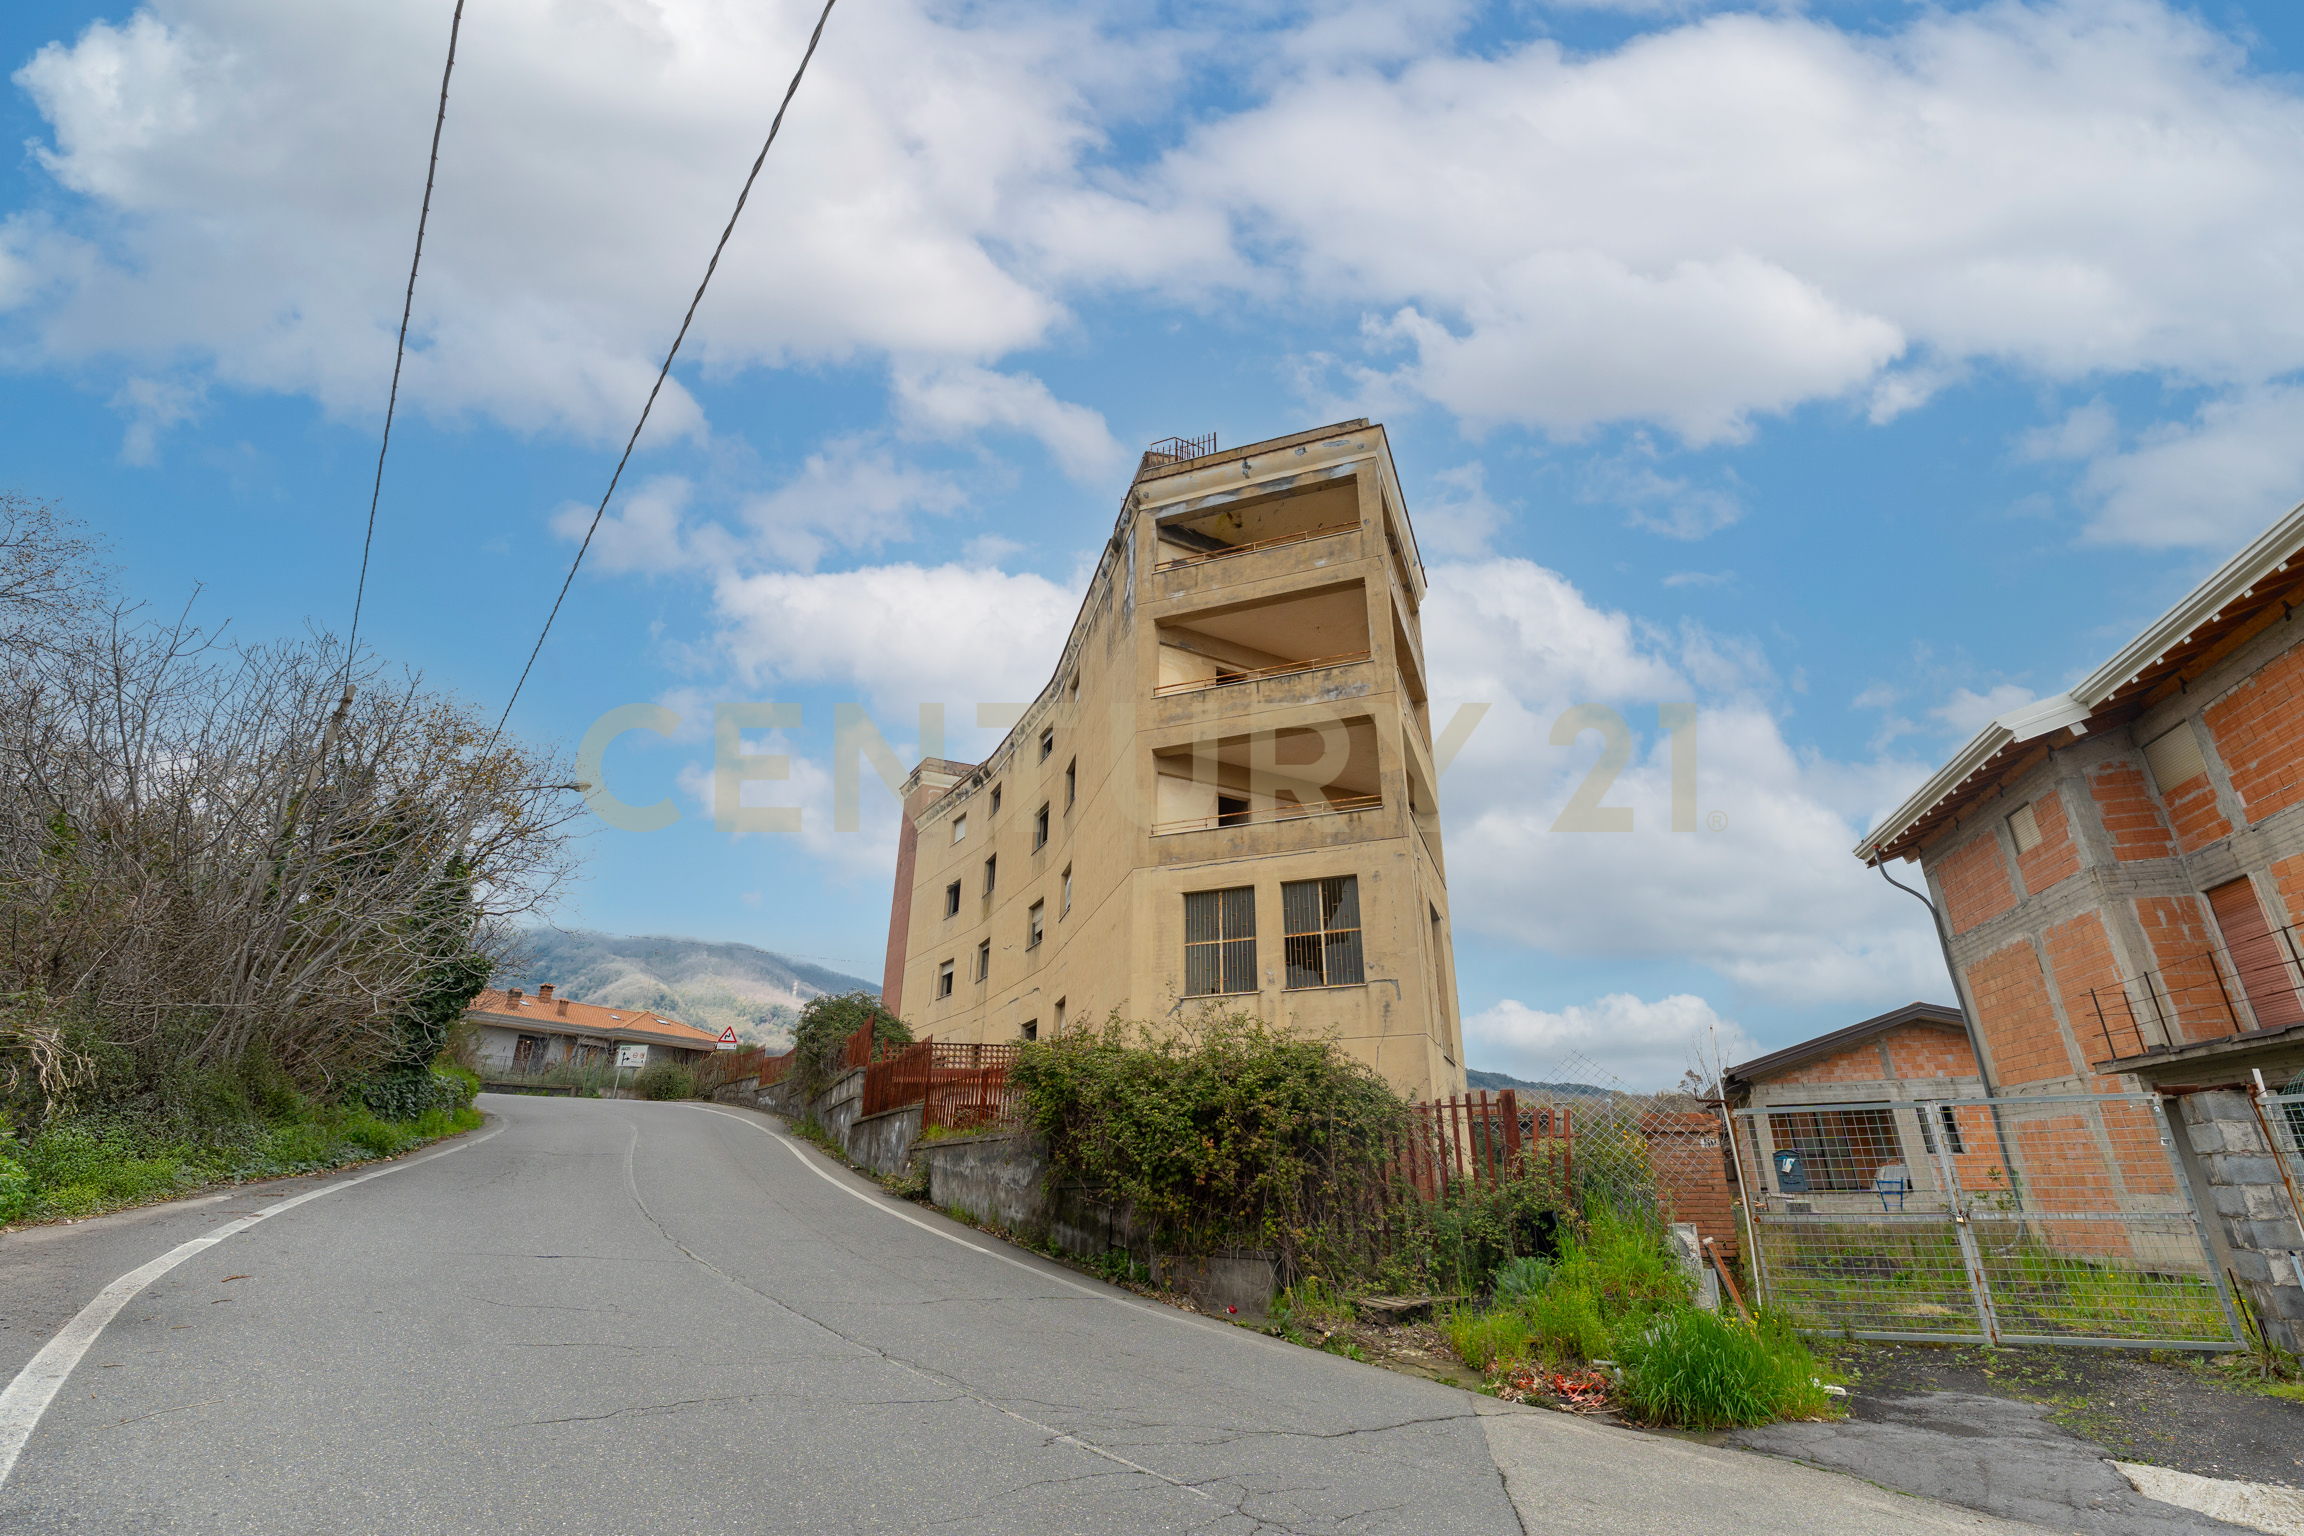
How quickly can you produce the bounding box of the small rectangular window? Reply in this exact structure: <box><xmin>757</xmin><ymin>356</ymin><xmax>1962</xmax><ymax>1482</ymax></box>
<box><xmin>1916</xmin><ymin>1105</ymin><xmax>1938</xmax><ymax>1156</ymax></box>
<box><xmin>1054</xmin><ymin>997</ymin><xmax>1066</xmax><ymax>1034</ymax></box>
<box><xmin>1282</xmin><ymin>875</ymin><xmax>1364</xmax><ymax>988</ymax></box>
<box><xmin>951</xmin><ymin>814</ymin><xmax>967</xmax><ymax>844</ymax></box>
<box><xmin>976</xmin><ymin>939</ymin><xmax>990</xmax><ymax>982</ymax></box>
<box><xmin>1028</xmin><ymin>900</ymin><xmax>1045</xmax><ymax>949</ymax></box>
<box><xmin>1040</xmin><ymin>727</ymin><xmax>1055</xmax><ymax>761</ymax></box>
<box><xmin>1184</xmin><ymin>886</ymin><xmax>1257</xmax><ymax>995</ymax></box>
<box><xmin>1066</xmin><ymin>757</ymin><xmax>1077</xmax><ymax>806</ymax></box>
<box><xmin>937</xmin><ymin>960</ymin><xmax>955</xmax><ymax>999</ymax></box>
<box><xmin>1938</xmin><ymin>1105</ymin><xmax>1966</xmax><ymax>1155</ymax></box>
<box><xmin>1021</xmin><ymin>1018</ymin><xmax>1038</xmax><ymax>1042</ymax></box>
<box><xmin>1034</xmin><ymin>803</ymin><xmax>1050</xmax><ymax>850</ymax></box>
<box><xmin>984</xmin><ymin>854</ymin><xmax>996</xmax><ymax>895</ymax></box>
<box><xmin>990</xmin><ymin>784</ymin><xmax>1002</xmax><ymax>816</ymax></box>
<box><xmin>945</xmin><ymin>880</ymin><xmax>962</xmax><ymax>918</ymax></box>
<box><xmin>2007</xmin><ymin>802</ymin><xmax>2042</xmax><ymax>854</ymax></box>
<box><xmin>1061</xmin><ymin>864</ymin><xmax>1073</xmax><ymax>915</ymax></box>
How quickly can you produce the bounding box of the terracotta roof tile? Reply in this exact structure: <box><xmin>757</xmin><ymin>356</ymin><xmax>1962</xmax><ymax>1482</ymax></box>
<box><xmin>467</xmin><ymin>987</ymin><xmax>720</xmax><ymax>1046</ymax></box>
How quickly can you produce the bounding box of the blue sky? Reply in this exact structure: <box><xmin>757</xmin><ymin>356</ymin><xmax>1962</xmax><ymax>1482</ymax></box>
<box><xmin>9</xmin><ymin>0</ymin><xmax>2304</xmax><ymax>1086</ymax></box>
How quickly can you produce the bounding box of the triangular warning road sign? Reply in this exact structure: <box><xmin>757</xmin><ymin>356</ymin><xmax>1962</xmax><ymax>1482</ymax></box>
<box><xmin>718</xmin><ymin>1027</ymin><xmax>739</xmax><ymax>1044</ymax></box>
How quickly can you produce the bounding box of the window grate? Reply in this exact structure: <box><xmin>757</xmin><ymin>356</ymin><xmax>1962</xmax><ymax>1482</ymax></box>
<box><xmin>1281</xmin><ymin>875</ymin><xmax>1363</xmax><ymax>988</ymax></box>
<box><xmin>1184</xmin><ymin>887</ymin><xmax>1256</xmax><ymax>995</ymax></box>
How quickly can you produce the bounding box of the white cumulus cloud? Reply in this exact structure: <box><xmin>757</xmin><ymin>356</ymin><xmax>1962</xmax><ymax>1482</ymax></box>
<box><xmin>1464</xmin><ymin>993</ymin><xmax>1757</xmax><ymax>1093</ymax></box>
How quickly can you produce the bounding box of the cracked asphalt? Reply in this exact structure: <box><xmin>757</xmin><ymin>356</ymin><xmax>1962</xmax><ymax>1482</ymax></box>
<box><xmin>1</xmin><ymin>1096</ymin><xmax>2041</xmax><ymax>1534</ymax></box>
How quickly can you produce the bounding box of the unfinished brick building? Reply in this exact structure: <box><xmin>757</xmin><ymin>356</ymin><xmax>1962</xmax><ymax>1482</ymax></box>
<box><xmin>1858</xmin><ymin>503</ymin><xmax>2304</xmax><ymax>1345</ymax></box>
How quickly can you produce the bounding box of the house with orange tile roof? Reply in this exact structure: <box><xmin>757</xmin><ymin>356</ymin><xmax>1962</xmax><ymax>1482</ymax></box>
<box><xmin>464</xmin><ymin>984</ymin><xmax>721</xmax><ymax>1074</ymax></box>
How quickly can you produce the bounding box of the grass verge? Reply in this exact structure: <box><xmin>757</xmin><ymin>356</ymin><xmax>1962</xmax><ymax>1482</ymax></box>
<box><xmin>1</xmin><ymin>1076</ymin><xmax>485</xmax><ymax>1228</ymax></box>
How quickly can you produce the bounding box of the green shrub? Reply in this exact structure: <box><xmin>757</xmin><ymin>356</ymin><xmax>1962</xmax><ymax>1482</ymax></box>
<box><xmin>353</xmin><ymin>1067</ymin><xmax>465</xmax><ymax>1121</ymax></box>
<box><xmin>1493</xmin><ymin>1255</ymin><xmax>1553</xmax><ymax>1304</ymax></box>
<box><xmin>1617</xmin><ymin>1307</ymin><xmax>1834</xmax><ymax>1428</ymax></box>
<box><xmin>0</xmin><ymin>1154</ymin><xmax>34</xmax><ymax>1222</ymax></box>
<box><xmin>433</xmin><ymin>1061</ymin><xmax>481</xmax><ymax>1108</ymax></box>
<box><xmin>632</xmin><ymin>1060</ymin><xmax>698</xmax><ymax>1101</ymax></box>
<box><xmin>1010</xmin><ymin>1011</ymin><xmax>1408</xmax><ymax>1271</ymax></box>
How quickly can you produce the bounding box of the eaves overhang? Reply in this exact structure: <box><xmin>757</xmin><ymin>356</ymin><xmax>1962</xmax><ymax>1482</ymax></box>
<box><xmin>1855</xmin><ymin>500</ymin><xmax>2304</xmax><ymax>866</ymax></box>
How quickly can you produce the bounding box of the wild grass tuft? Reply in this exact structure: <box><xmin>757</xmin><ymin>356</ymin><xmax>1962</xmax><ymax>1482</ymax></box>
<box><xmin>1616</xmin><ymin>1308</ymin><xmax>1835</xmax><ymax>1429</ymax></box>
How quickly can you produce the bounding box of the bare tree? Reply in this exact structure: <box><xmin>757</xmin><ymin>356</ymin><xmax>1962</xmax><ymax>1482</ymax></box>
<box><xmin>0</xmin><ymin>497</ymin><xmax>580</xmax><ymax>1116</ymax></box>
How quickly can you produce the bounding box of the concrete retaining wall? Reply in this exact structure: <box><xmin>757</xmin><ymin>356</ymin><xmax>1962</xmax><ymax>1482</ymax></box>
<box><xmin>849</xmin><ymin>1104</ymin><xmax>923</xmax><ymax>1178</ymax></box>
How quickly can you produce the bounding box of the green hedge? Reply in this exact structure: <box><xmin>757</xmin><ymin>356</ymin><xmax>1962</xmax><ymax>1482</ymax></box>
<box><xmin>354</xmin><ymin>1066</ymin><xmax>475</xmax><ymax>1121</ymax></box>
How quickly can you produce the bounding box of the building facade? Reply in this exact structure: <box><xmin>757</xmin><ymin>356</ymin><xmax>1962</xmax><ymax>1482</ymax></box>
<box><xmin>880</xmin><ymin>421</ymin><xmax>1467</xmax><ymax>1101</ymax></box>
<box><xmin>1857</xmin><ymin>504</ymin><xmax>2304</xmax><ymax>1345</ymax></box>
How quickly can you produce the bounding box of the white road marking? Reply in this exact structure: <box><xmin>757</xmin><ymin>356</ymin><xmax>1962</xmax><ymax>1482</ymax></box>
<box><xmin>0</xmin><ymin>1122</ymin><xmax>502</xmax><ymax>1490</ymax></box>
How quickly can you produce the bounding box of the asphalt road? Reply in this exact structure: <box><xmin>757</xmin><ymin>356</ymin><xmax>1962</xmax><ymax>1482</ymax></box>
<box><xmin>0</xmin><ymin>1095</ymin><xmax>2038</xmax><ymax>1535</ymax></box>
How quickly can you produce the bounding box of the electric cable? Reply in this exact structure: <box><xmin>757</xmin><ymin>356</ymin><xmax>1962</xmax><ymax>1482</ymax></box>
<box><xmin>346</xmin><ymin>0</ymin><xmax>468</xmax><ymax>683</ymax></box>
<box><xmin>491</xmin><ymin>0</ymin><xmax>840</xmax><ymax>740</ymax></box>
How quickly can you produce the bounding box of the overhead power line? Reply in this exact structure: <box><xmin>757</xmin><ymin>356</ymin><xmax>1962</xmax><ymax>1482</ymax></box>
<box><xmin>346</xmin><ymin>0</ymin><xmax>469</xmax><ymax>683</ymax></box>
<box><xmin>492</xmin><ymin>0</ymin><xmax>842</xmax><ymax>739</ymax></box>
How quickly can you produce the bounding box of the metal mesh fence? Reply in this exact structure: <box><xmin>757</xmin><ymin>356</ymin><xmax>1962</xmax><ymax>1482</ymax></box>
<box><xmin>1739</xmin><ymin>1093</ymin><xmax>2239</xmax><ymax>1349</ymax></box>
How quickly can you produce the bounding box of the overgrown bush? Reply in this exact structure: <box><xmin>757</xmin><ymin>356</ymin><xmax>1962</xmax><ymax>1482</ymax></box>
<box><xmin>354</xmin><ymin>1066</ymin><xmax>470</xmax><ymax>1121</ymax></box>
<box><xmin>632</xmin><ymin>1060</ymin><xmax>698</xmax><ymax>1101</ymax></box>
<box><xmin>1011</xmin><ymin>1011</ymin><xmax>1407</xmax><ymax>1276</ymax></box>
<box><xmin>789</xmin><ymin>992</ymin><xmax>908</xmax><ymax>1100</ymax></box>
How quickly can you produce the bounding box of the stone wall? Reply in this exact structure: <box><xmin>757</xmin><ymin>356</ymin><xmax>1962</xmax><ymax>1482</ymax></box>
<box><xmin>2177</xmin><ymin>1090</ymin><xmax>2304</xmax><ymax>1350</ymax></box>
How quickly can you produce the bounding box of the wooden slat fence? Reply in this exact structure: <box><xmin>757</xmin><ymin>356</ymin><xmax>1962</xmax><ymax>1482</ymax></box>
<box><xmin>862</xmin><ymin>1039</ymin><xmax>1026</xmax><ymax>1132</ymax></box>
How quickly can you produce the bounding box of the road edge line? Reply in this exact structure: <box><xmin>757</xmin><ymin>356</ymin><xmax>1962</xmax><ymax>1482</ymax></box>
<box><xmin>0</xmin><ymin>1120</ymin><xmax>503</xmax><ymax>1490</ymax></box>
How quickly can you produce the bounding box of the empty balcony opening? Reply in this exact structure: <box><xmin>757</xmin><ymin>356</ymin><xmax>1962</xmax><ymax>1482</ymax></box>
<box><xmin>1155</xmin><ymin>478</ymin><xmax>1360</xmax><ymax>570</ymax></box>
<box><xmin>1151</xmin><ymin>716</ymin><xmax>1382</xmax><ymax>835</ymax></box>
<box><xmin>1155</xmin><ymin>582</ymin><xmax>1370</xmax><ymax>697</ymax></box>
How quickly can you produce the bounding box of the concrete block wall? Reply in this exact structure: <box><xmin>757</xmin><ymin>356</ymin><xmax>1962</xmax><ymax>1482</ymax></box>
<box><xmin>2178</xmin><ymin>1090</ymin><xmax>2304</xmax><ymax>1350</ymax></box>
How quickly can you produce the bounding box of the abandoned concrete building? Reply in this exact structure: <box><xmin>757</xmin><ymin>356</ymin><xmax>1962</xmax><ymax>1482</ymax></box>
<box><xmin>878</xmin><ymin>420</ymin><xmax>1466</xmax><ymax>1102</ymax></box>
<box><xmin>1857</xmin><ymin>501</ymin><xmax>2304</xmax><ymax>1346</ymax></box>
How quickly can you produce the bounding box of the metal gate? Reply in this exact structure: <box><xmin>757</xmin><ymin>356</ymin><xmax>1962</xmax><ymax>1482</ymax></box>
<box><xmin>1735</xmin><ymin>1093</ymin><xmax>2242</xmax><ymax>1350</ymax></box>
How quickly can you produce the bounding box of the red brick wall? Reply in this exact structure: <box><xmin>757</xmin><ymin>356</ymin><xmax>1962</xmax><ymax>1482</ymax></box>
<box><xmin>2088</xmin><ymin>760</ymin><xmax>2175</xmax><ymax>862</ymax></box>
<box><xmin>2015</xmin><ymin>788</ymin><xmax>2081</xmax><ymax>893</ymax></box>
<box><xmin>2203</xmin><ymin>637</ymin><xmax>2304</xmax><ymax>826</ymax></box>
<box><xmin>2135</xmin><ymin>894</ymin><xmax>2242</xmax><ymax>1044</ymax></box>
<box><xmin>2042</xmin><ymin>911</ymin><xmax>2121</xmax><ymax>1070</ymax></box>
<box><xmin>1965</xmin><ymin>941</ymin><xmax>2071</xmax><ymax>1086</ymax></box>
<box><xmin>1939</xmin><ymin>832</ymin><xmax>2017</xmax><ymax>934</ymax></box>
<box><xmin>1775</xmin><ymin>1043</ymin><xmax>1894</xmax><ymax>1086</ymax></box>
<box><xmin>2272</xmin><ymin>852</ymin><xmax>2304</xmax><ymax>925</ymax></box>
<box><xmin>1882</xmin><ymin>1026</ymin><xmax>1977</xmax><ymax>1080</ymax></box>
<box><xmin>2163</xmin><ymin>766</ymin><xmax>2233</xmax><ymax>853</ymax></box>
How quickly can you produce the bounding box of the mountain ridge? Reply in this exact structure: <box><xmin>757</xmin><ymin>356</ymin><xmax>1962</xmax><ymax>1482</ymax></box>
<box><xmin>500</xmin><ymin>928</ymin><xmax>878</xmax><ymax>1049</ymax></box>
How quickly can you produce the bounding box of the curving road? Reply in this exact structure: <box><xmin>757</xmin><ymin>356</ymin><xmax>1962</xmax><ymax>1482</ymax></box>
<box><xmin>0</xmin><ymin>1096</ymin><xmax>2028</xmax><ymax>1534</ymax></box>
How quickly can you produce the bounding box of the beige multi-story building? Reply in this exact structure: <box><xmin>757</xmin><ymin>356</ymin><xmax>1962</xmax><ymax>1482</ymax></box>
<box><xmin>877</xmin><ymin>420</ymin><xmax>1467</xmax><ymax>1101</ymax></box>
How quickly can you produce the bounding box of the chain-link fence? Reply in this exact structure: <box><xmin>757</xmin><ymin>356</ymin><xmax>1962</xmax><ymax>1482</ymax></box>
<box><xmin>1736</xmin><ymin>1093</ymin><xmax>2241</xmax><ymax>1349</ymax></box>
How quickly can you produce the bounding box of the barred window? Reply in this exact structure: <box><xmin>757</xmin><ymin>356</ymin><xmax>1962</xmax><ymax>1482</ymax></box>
<box><xmin>1767</xmin><ymin>1108</ymin><xmax>1901</xmax><ymax>1193</ymax></box>
<box><xmin>1184</xmin><ymin>887</ymin><xmax>1256</xmax><ymax>996</ymax></box>
<box><xmin>1282</xmin><ymin>876</ymin><xmax>1364</xmax><ymax>989</ymax></box>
